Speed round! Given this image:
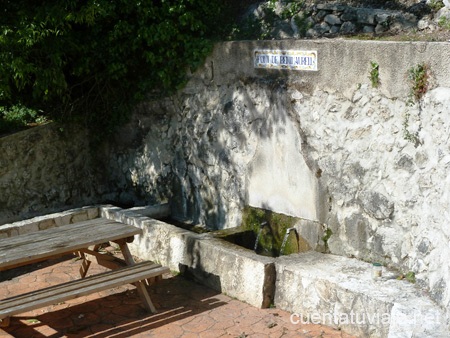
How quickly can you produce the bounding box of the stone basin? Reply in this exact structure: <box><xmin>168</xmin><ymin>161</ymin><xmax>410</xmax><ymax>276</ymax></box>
<box><xmin>102</xmin><ymin>206</ymin><xmax>277</xmax><ymax>309</ymax></box>
<box><xmin>2</xmin><ymin>204</ymin><xmax>448</xmax><ymax>337</ymax></box>
<box><xmin>101</xmin><ymin>204</ymin><xmax>449</xmax><ymax>338</ymax></box>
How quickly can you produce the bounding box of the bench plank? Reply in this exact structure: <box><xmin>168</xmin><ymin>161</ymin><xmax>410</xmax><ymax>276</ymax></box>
<box><xmin>0</xmin><ymin>261</ymin><xmax>169</xmax><ymax>319</ymax></box>
<box><xmin>0</xmin><ymin>218</ymin><xmax>142</xmax><ymax>271</ymax></box>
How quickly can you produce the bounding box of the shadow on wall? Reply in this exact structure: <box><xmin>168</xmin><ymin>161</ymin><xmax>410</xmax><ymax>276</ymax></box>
<box><xmin>167</xmin><ymin>74</ymin><xmax>325</xmax><ymax>229</ymax></box>
<box><xmin>105</xmin><ymin>42</ymin><xmax>328</xmax><ymax>231</ymax></box>
<box><xmin>0</xmin><ymin>123</ymin><xmax>104</xmax><ymax>224</ymax></box>
<box><xmin>178</xmin><ymin>232</ymin><xmax>222</xmax><ymax>291</ymax></box>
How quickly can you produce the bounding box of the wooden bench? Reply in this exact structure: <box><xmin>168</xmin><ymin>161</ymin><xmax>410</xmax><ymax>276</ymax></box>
<box><xmin>0</xmin><ymin>261</ymin><xmax>169</xmax><ymax>326</ymax></box>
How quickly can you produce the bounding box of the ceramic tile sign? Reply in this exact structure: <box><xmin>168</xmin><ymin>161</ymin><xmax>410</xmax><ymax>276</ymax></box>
<box><xmin>254</xmin><ymin>49</ymin><xmax>318</xmax><ymax>71</ymax></box>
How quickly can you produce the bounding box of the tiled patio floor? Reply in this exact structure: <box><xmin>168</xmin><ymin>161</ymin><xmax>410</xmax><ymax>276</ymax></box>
<box><xmin>0</xmin><ymin>255</ymin><xmax>355</xmax><ymax>338</ymax></box>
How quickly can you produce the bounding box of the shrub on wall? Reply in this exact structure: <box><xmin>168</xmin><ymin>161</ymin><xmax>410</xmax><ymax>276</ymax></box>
<box><xmin>0</xmin><ymin>105</ymin><xmax>47</xmax><ymax>135</ymax></box>
<box><xmin>0</xmin><ymin>0</ymin><xmax>233</xmax><ymax>134</ymax></box>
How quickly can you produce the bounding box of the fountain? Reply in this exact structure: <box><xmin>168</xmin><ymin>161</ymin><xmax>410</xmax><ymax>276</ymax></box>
<box><xmin>4</xmin><ymin>205</ymin><xmax>448</xmax><ymax>336</ymax></box>
<box><xmin>279</xmin><ymin>227</ymin><xmax>298</xmax><ymax>255</ymax></box>
<box><xmin>253</xmin><ymin>221</ymin><xmax>268</xmax><ymax>251</ymax></box>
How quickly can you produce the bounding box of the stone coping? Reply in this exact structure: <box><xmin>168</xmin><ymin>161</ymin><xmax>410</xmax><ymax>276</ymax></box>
<box><xmin>0</xmin><ymin>206</ymin><xmax>100</xmax><ymax>239</ymax></box>
<box><xmin>3</xmin><ymin>205</ymin><xmax>449</xmax><ymax>337</ymax></box>
<box><xmin>275</xmin><ymin>252</ymin><xmax>450</xmax><ymax>337</ymax></box>
<box><xmin>0</xmin><ymin>204</ymin><xmax>170</xmax><ymax>239</ymax></box>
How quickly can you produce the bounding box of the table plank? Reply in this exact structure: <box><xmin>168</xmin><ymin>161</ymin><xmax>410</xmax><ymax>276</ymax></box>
<box><xmin>0</xmin><ymin>218</ymin><xmax>142</xmax><ymax>271</ymax></box>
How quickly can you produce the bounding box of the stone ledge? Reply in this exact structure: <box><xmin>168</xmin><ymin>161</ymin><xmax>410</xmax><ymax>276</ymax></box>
<box><xmin>274</xmin><ymin>251</ymin><xmax>449</xmax><ymax>338</ymax></box>
<box><xmin>0</xmin><ymin>206</ymin><xmax>100</xmax><ymax>238</ymax></box>
<box><xmin>102</xmin><ymin>205</ymin><xmax>276</xmax><ymax>309</ymax></box>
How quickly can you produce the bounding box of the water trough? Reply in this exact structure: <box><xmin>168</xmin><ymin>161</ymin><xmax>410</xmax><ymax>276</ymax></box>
<box><xmin>1</xmin><ymin>204</ymin><xmax>448</xmax><ymax>337</ymax></box>
<box><xmin>101</xmin><ymin>204</ymin><xmax>449</xmax><ymax>337</ymax></box>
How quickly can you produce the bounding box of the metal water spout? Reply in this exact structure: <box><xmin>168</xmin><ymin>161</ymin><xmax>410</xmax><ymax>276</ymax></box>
<box><xmin>254</xmin><ymin>221</ymin><xmax>268</xmax><ymax>252</ymax></box>
<box><xmin>280</xmin><ymin>227</ymin><xmax>297</xmax><ymax>255</ymax></box>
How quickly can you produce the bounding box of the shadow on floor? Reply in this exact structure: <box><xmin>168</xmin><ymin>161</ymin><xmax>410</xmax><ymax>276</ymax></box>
<box><xmin>4</xmin><ymin>274</ymin><xmax>226</xmax><ymax>338</ymax></box>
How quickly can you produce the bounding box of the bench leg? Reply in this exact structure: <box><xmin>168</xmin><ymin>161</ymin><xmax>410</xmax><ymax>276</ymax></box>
<box><xmin>117</xmin><ymin>241</ymin><xmax>157</xmax><ymax>314</ymax></box>
<box><xmin>77</xmin><ymin>244</ymin><xmax>101</xmax><ymax>278</ymax></box>
<box><xmin>0</xmin><ymin>317</ymin><xmax>10</xmax><ymax>328</ymax></box>
<box><xmin>77</xmin><ymin>251</ymin><xmax>92</xmax><ymax>278</ymax></box>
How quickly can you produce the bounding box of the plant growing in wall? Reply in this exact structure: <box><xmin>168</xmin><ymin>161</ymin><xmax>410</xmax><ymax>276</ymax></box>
<box><xmin>403</xmin><ymin>63</ymin><xmax>430</xmax><ymax>145</ymax></box>
<box><xmin>280</xmin><ymin>1</ymin><xmax>305</xmax><ymax>20</ymax></box>
<box><xmin>408</xmin><ymin>63</ymin><xmax>430</xmax><ymax>102</ymax></box>
<box><xmin>438</xmin><ymin>16</ymin><xmax>450</xmax><ymax>30</ymax></box>
<box><xmin>397</xmin><ymin>271</ymin><xmax>416</xmax><ymax>283</ymax></box>
<box><xmin>294</xmin><ymin>11</ymin><xmax>313</xmax><ymax>37</ymax></box>
<box><xmin>322</xmin><ymin>228</ymin><xmax>332</xmax><ymax>252</ymax></box>
<box><xmin>402</xmin><ymin>111</ymin><xmax>420</xmax><ymax>145</ymax></box>
<box><xmin>0</xmin><ymin>104</ymin><xmax>47</xmax><ymax>135</ymax></box>
<box><xmin>369</xmin><ymin>61</ymin><xmax>380</xmax><ymax>88</ymax></box>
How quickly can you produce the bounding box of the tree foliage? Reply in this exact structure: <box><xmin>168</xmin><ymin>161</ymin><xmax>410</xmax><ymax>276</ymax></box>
<box><xmin>0</xmin><ymin>0</ymin><xmax>228</xmax><ymax>133</ymax></box>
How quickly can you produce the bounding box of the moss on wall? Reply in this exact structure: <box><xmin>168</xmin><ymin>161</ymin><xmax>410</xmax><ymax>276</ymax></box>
<box><xmin>241</xmin><ymin>206</ymin><xmax>309</xmax><ymax>256</ymax></box>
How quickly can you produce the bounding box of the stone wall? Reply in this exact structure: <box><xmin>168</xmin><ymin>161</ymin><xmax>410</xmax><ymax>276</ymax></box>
<box><xmin>304</xmin><ymin>3</ymin><xmax>417</xmax><ymax>36</ymax></box>
<box><xmin>0</xmin><ymin>124</ymin><xmax>104</xmax><ymax>224</ymax></box>
<box><xmin>244</xmin><ymin>0</ymin><xmax>450</xmax><ymax>40</ymax></box>
<box><xmin>2</xmin><ymin>39</ymin><xmax>450</xmax><ymax>319</ymax></box>
<box><xmin>106</xmin><ymin>40</ymin><xmax>450</xmax><ymax>317</ymax></box>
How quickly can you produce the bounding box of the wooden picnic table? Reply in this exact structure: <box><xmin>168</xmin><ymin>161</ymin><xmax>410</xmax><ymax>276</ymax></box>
<box><xmin>0</xmin><ymin>217</ymin><xmax>169</xmax><ymax>326</ymax></box>
<box><xmin>0</xmin><ymin>217</ymin><xmax>140</xmax><ymax>271</ymax></box>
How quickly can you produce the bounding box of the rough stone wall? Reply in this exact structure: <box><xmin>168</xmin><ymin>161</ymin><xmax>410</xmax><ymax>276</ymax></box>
<box><xmin>0</xmin><ymin>124</ymin><xmax>103</xmax><ymax>224</ymax></box>
<box><xmin>2</xmin><ymin>39</ymin><xmax>449</xmax><ymax>317</ymax></box>
<box><xmin>295</xmin><ymin>85</ymin><xmax>450</xmax><ymax>313</ymax></box>
<box><xmin>107</xmin><ymin>40</ymin><xmax>450</xmax><ymax>316</ymax></box>
<box><xmin>103</xmin><ymin>101</ymin><xmax>175</xmax><ymax>208</ymax></box>
<box><xmin>244</xmin><ymin>0</ymin><xmax>450</xmax><ymax>40</ymax></box>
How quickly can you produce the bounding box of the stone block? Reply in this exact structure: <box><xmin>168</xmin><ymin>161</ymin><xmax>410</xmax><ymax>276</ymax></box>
<box><xmin>340</xmin><ymin>21</ymin><xmax>356</xmax><ymax>34</ymax></box>
<box><xmin>341</xmin><ymin>8</ymin><xmax>357</xmax><ymax>22</ymax></box>
<box><xmin>316</xmin><ymin>4</ymin><xmax>346</xmax><ymax>12</ymax></box>
<box><xmin>324</xmin><ymin>14</ymin><xmax>341</xmax><ymax>26</ymax></box>
<box><xmin>54</xmin><ymin>214</ymin><xmax>74</xmax><ymax>226</ymax></box>
<box><xmin>184</xmin><ymin>236</ymin><xmax>276</xmax><ymax>308</ymax></box>
<box><xmin>86</xmin><ymin>207</ymin><xmax>100</xmax><ymax>220</ymax></box>
<box><xmin>128</xmin><ymin>203</ymin><xmax>170</xmax><ymax>219</ymax></box>
<box><xmin>356</xmin><ymin>9</ymin><xmax>376</xmax><ymax>25</ymax></box>
<box><xmin>70</xmin><ymin>212</ymin><xmax>89</xmax><ymax>223</ymax></box>
<box><xmin>274</xmin><ymin>252</ymin><xmax>449</xmax><ymax>337</ymax></box>
<box><xmin>0</xmin><ymin>207</ymin><xmax>102</xmax><ymax>239</ymax></box>
<box><xmin>363</xmin><ymin>25</ymin><xmax>375</xmax><ymax>33</ymax></box>
<box><xmin>38</xmin><ymin>219</ymin><xmax>55</xmax><ymax>230</ymax></box>
<box><xmin>18</xmin><ymin>223</ymin><xmax>39</xmax><ymax>235</ymax></box>
<box><xmin>106</xmin><ymin>207</ymin><xmax>277</xmax><ymax>309</ymax></box>
<box><xmin>358</xmin><ymin>191</ymin><xmax>394</xmax><ymax>220</ymax></box>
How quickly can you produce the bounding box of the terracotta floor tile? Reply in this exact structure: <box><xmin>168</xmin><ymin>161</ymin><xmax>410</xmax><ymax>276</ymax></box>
<box><xmin>0</xmin><ymin>330</ymin><xmax>13</xmax><ymax>338</ymax></box>
<box><xmin>145</xmin><ymin>324</ymin><xmax>184</xmax><ymax>337</ymax></box>
<box><xmin>181</xmin><ymin>314</ymin><xmax>216</xmax><ymax>333</ymax></box>
<box><xmin>198</xmin><ymin>328</ymin><xmax>227</xmax><ymax>337</ymax></box>
<box><xmin>210</xmin><ymin>319</ymin><xmax>234</xmax><ymax>331</ymax></box>
<box><xmin>0</xmin><ymin>256</ymin><xmax>357</xmax><ymax>338</ymax></box>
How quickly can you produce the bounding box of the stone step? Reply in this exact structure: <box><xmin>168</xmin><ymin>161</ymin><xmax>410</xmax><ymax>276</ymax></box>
<box><xmin>274</xmin><ymin>252</ymin><xmax>449</xmax><ymax>338</ymax></box>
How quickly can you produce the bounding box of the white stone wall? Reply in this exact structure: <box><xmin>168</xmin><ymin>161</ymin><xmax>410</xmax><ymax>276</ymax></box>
<box><xmin>4</xmin><ymin>40</ymin><xmax>444</xmax><ymax>315</ymax></box>
<box><xmin>295</xmin><ymin>84</ymin><xmax>450</xmax><ymax>315</ymax></box>
<box><xmin>108</xmin><ymin>40</ymin><xmax>450</xmax><ymax>316</ymax></box>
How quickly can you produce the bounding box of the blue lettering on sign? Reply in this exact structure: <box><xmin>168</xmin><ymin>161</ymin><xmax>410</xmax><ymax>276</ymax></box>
<box><xmin>293</xmin><ymin>57</ymin><xmax>308</xmax><ymax>66</ymax></box>
<box><xmin>280</xmin><ymin>56</ymin><xmax>294</xmax><ymax>65</ymax></box>
<box><xmin>255</xmin><ymin>50</ymin><xmax>317</xmax><ymax>70</ymax></box>
<box><xmin>256</xmin><ymin>55</ymin><xmax>268</xmax><ymax>63</ymax></box>
<box><xmin>256</xmin><ymin>55</ymin><xmax>270</xmax><ymax>64</ymax></box>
